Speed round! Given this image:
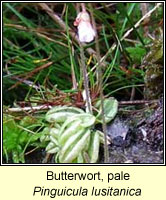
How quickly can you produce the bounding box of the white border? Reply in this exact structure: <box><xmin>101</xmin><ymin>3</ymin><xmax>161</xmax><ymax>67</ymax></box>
<box><xmin>1</xmin><ymin>1</ymin><xmax>165</xmax><ymax>166</ymax></box>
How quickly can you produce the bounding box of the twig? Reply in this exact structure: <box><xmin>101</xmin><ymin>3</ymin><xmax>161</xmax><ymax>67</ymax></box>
<box><xmin>119</xmin><ymin>99</ymin><xmax>158</xmax><ymax>106</ymax></box>
<box><xmin>6</xmin><ymin>105</ymin><xmax>52</xmax><ymax>113</ymax></box>
<box><xmin>5</xmin><ymin>99</ymin><xmax>158</xmax><ymax>113</ymax></box>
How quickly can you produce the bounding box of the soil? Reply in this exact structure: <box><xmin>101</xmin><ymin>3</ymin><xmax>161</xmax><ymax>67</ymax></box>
<box><xmin>100</xmin><ymin>97</ymin><xmax>163</xmax><ymax>164</ymax></box>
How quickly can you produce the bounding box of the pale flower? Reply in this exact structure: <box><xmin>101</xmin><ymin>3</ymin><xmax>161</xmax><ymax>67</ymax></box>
<box><xmin>74</xmin><ymin>11</ymin><xmax>96</xmax><ymax>43</ymax></box>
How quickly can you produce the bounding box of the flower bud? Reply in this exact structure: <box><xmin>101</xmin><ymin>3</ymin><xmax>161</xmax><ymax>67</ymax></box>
<box><xmin>74</xmin><ymin>11</ymin><xmax>96</xmax><ymax>43</ymax></box>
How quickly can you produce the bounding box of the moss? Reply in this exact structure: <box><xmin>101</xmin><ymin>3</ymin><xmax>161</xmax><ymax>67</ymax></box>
<box><xmin>143</xmin><ymin>30</ymin><xmax>163</xmax><ymax>99</ymax></box>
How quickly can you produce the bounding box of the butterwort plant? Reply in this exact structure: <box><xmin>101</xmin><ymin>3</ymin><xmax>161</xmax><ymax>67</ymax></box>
<box><xmin>40</xmin><ymin>98</ymin><xmax>118</xmax><ymax>163</ymax></box>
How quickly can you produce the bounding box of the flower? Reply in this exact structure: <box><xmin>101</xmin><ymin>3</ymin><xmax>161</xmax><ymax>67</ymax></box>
<box><xmin>74</xmin><ymin>11</ymin><xmax>96</xmax><ymax>43</ymax></box>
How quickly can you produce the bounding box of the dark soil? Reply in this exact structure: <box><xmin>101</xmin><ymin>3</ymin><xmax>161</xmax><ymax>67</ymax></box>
<box><xmin>100</xmin><ymin>97</ymin><xmax>163</xmax><ymax>164</ymax></box>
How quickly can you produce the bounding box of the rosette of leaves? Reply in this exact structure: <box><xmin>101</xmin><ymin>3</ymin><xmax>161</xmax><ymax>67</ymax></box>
<box><xmin>41</xmin><ymin>98</ymin><xmax>118</xmax><ymax>163</ymax></box>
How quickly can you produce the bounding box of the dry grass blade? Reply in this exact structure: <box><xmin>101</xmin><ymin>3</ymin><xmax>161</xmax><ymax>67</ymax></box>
<box><xmin>8</xmin><ymin>61</ymin><xmax>53</xmax><ymax>90</ymax></box>
<box><xmin>122</xmin><ymin>3</ymin><xmax>162</xmax><ymax>40</ymax></box>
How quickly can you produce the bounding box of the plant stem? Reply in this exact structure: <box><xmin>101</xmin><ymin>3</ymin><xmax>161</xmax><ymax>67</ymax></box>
<box><xmin>81</xmin><ymin>3</ymin><xmax>86</xmax><ymax>12</ymax></box>
<box><xmin>90</xmin><ymin>4</ymin><xmax>109</xmax><ymax>163</ymax></box>
<box><xmin>79</xmin><ymin>3</ymin><xmax>92</xmax><ymax>114</ymax></box>
<box><xmin>79</xmin><ymin>43</ymin><xmax>92</xmax><ymax>114</ymax></box>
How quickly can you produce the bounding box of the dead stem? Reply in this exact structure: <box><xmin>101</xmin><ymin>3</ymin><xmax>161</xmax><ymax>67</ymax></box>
<box><xmin>130</xmin><ymin>65</ymin><xmax>136</xmax><ymax>101</ymax></box>
<box><xmin>6</xmin><ymin>105</ymin><xmax>52</xmax><ymax>113</ymax></box>
<box><xmin>119</xmin><ymin>99</ymin><xmax>158</xmax><ymax>105</ymax></box>
<box><xmin>24</xmin><ymin>147</ymin><xmax>39</xmax><ymax>156</ymax></box>
<box><xmin>42</xmin><ymin>153</ymin><xmax>52</xmax><ymax>163</ymax></box>
<box><xmin>70</xmin><ymin>47</ymin><xmax>78</xmax><ymax>90</ymax></box>
<box><xmin>140</xmin><ymin>3</ymin><xmax>150</xmax><ymax>36</ymax></box>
